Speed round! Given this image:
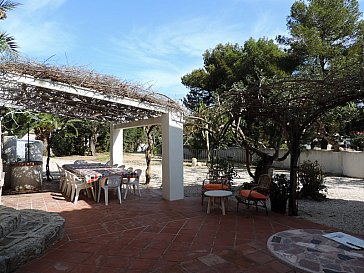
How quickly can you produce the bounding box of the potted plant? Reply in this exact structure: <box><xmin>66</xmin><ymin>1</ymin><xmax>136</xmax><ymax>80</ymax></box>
<box><xmin>270</xmin><ymin>174</ymin><xmax>290</xmax><ymax>214</ymax></box>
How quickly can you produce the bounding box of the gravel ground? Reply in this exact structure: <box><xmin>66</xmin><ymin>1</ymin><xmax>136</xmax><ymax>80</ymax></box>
<box><xmin>47</xmin><ymin>153</ymin><xmax>364</xmax><ymax>235</ymax></box>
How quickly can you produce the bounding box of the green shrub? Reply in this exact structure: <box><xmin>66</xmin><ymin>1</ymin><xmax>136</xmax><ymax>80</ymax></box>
<box><xmin>271</xmin><ymin>174</ymin><xmax>290</xmax><ymax>198</ymax></box>
<box><xmin>51</xmin><ymin>132</ymin><xmax>72</xmax><ymax>156</ymax></box>
<box><xmin>351</xmin><ymin>135</ymin><xmax>364</xmax><ymax>150</ymax></box>
<box><xmin>270</xmin><ymin>174</ymin><xmax>290</xmax><ymax>213</ymax></box>
<box><xmin>298</xmin><ymin>160</ymin><xmax>327</xmax><ymax>201</ymax></box>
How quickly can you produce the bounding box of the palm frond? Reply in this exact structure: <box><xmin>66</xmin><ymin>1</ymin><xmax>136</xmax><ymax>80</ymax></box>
<box><xmin>0</xmin><ymin>32</ymin><xmax>18</xmax><ymax>52</ymax></box>
<box><xmin>0</xmin><ymin>0</ymin><xmax>20</xmax><ymax>11</ymax></box>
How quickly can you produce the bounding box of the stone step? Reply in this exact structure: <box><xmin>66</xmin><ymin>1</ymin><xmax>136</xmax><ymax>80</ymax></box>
<box><xmin>0</xmin><ymin>206</ymin><xmax>21</xmax><ymax>239</ymax></box>
<box><xmin>0</xmin><ymin>206</ymin><xmax>65</xmax><ymax>273</ymax></box>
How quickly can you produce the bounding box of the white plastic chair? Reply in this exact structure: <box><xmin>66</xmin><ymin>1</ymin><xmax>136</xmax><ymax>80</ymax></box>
<box><xmin>105</xmin><ymin>161</ymin><xmax>118</xmax><ymax>167</ymax></box>
<box><xmin>121</xmin><ymin>167</ymin><xmax>132</xmax><ymax>187</ymax></box>
<box><xmin>56</xmin><ymin>163</ymin><xmax>66</xmax><ymax>191</ymax></box>
<box><xmin>74</xmin><ymin>160</ymin><xmax>87</xmax><ymax>164</ymax></box>
<box><xmin>65</xmin><ymin>170</ymin><xmax>95</xmax><ymax>204</ymax></box>
<box><xmin>123</xmin><ymin>169</ymin><xmax>142</xmax><ymax>199</ymax></box>
<box><xmin>63</xmin><ymin>170</ymin><xmax>73</xmax><ymax>197</ymax></box>
<box><xmin>97</xmin><ymin>175</ymin><xmax>122</xmax><ymax>205</ymax></box>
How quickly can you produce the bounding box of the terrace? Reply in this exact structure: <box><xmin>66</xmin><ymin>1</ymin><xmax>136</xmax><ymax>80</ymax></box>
<box><xmin>2</xmin><ymin>180</ymin><xmax>329</xmax><ymax>273</ymax></box>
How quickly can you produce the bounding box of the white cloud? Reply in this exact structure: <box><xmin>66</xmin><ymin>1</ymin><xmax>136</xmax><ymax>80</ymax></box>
<box><xmin>23</xmin><ymin>0</ymin><xmax>67</xmax><ymax>12</ymax></box>
<box><xmin>2</xmin><ymin>0</ymin><xmax>73</xmax><ymax>58</ymax></box>
<box><xmin>103</xmin><ymin>13</ymin><xmax>289</xmax><ymax>99</ymax></box>
<box><xmin>109</xmin><ymin>17</ymin><xmax>247</xmax><ymax>64</ymax></box>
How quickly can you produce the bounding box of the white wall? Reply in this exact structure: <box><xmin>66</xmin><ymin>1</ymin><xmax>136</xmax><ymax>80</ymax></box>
<box><xmin>3</xmin><ymin>137</ymin><xmax>43</xmax><ymax>163</ymax></box>
<box><xmin>270</xmin><ymin>149</ymin><xmax>364</xmax><ymax>178</ymax></box>
<box><xmin>183</xmin><ymin>147</ymin><xmax>364</xmax><ymax>178</ymax></box>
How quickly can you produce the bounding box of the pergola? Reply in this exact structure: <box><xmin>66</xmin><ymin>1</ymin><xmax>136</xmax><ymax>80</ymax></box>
<box><xmin>0</xmin><ymin>60</ymin><xmax>185</xmax><ymax>201</ymax></box>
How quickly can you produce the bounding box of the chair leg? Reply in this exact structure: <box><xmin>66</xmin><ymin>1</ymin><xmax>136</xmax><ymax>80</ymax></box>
<box><xmin>97</xmin><ymin>185</ymin><xmax>101</xmax><ymax>203</ymax></box>
<box><xmin>104</xmin><ymin>187</ymin><xmax>109</xmax><ymax>206</ymax></box>
<box><xmin>124</xmin><ymin>184</ymin><xmax>129</xmax><ymax>199</ymax></box>
<box><xmin>67</xmin><ymin>184</ymin><xmax>73</xmax><ymax>198</ymax></box>
<box><xmin>85</xmin><ymin>188</ymin><xmax>92</xmax><ymax>198</ymax></box>
<box><xmin>74</xmin><ymin>187</ymin><xmax>80</xmax><ymax>204</ymax></box>
<box><xmin>89</xmin><ymin>186</ymin><xmax>96</xmax><ymax>201</ymax></box>
<box><xmin>136</xmin><ymin>184</ymin><xmax>141</xmax><ymax>197</ymax></box>
<box><xmin>70</xmin><ymin>185</ymin><xmax>76</xmax><ymax>201</ymax></box>
<box><xmin>117</xmin><ymin>187</ymin><xmax>122</xmax><ymax>204</ymax></box>
<box><xmin>62</xmin><ymin>180</ymin><xmax>68</xmax><ymax>194</ymax></box>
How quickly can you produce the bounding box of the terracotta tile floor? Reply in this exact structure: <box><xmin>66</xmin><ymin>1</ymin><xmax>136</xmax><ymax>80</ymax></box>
<box><xmin>2</xmin><ymin>185</ymin><xmax>334</xmax><ymax>273</ymax></box>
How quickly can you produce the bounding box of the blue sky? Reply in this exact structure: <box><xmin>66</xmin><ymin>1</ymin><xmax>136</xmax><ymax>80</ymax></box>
<box><xmin>2</xmin><ymin>0</ymin><xmax>364</xmax><ymax>103</ymax></box>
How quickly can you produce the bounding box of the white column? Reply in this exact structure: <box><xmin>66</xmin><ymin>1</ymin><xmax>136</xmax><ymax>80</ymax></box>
<box><xmin>110</xmin><ymin>124</ymin><xmax>123</xmax><ymax>166</ymax></box>
<box><xmin>161</xmin><ymin>111</ymin><xmax>184</xmax><ymax>201</ymax></box>
<box><xmin>0</xmin><ymin>119</ymin><xmax>2</xmax><ymax>174</ymax></box>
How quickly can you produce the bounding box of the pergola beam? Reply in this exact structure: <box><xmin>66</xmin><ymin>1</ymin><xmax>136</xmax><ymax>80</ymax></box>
<box><xmin>4</xmin><ymin>72</ymin><xmax>170</xmax><ymax>115</ymax></box>
<box><xmin>113</xmin><ymin>116</ymin><xmax>163</xmax><ymax>130</ymax></box>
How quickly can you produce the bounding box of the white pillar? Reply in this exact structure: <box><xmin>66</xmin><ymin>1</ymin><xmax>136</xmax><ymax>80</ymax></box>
<box><xmin>161</xmin><ymin>112</ymin><xmax>184</xmax><ymax>201</ymax></box>
<box><xmin>0</xmin><ymin>119</ymin><xmax>2</xmax><ymax>173</ymax></box>
<box><xmin>110</xmin><ymin>124</ymin><xmax>123</xmax><ymax>166</ymax></box>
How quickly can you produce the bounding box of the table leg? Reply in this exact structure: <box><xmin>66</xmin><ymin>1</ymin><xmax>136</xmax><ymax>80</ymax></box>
<box><xmin>221</xmin><ymin>198</ymin><xmax>226</xmax><ymax>215</ymax></box>
<box><xmin>207</xmin><ymin>197</ymin><xmax>211</xmax><ymax>214</ymax></box>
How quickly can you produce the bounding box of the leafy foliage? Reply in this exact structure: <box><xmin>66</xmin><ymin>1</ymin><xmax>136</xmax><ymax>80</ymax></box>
<box><xmin>0</xmin><ymin>1</ymin><xmax>20</xmax><ymax>53</ymax></box>
<box><xmin>123</xmin><ymin>127</ymin><xmax>146</xmax><ymax>152</ymax></box>
<box><xmin>298</xmin><ymin>160</ymin><xmax>327</xmax><ymax>201</ymax></box>
<box><xmin>279</xmin><ymin>0</ymin><xmax>363</xmax><ymax>74</ymax></box>
<box><xmin>270</xmin><ymin>174</ymin><xmax>290</xmax><ymax>213</ymax></box>
<box><xmin>1</xmin><ymin>110</ymin><xmax>37</xmax><ymax>137</ymax></box>
<box><xmin>182</xmin><ymin>39</ymin><xmax>294</xmax><ymax>111</ymax></box>
<box><xmin>271</xmin><ymin>174</ymin><xmax>290</xmax><ymax>198</ymax></box>
<box><xmin>351</xmin><ymin>134</ymin><xmax>364</xmax><ymax>150</ymax></box>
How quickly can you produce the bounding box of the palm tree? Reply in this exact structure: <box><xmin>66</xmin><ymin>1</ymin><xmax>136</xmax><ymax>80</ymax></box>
<box><xmin>33</xmin><ymin>113</ymin><xmax>76</xmax><ymax>181</ymax></box>
<box><xmin>0</xmin><ymin>1</ymin><xmax>20</xmax><ymax>52</ymax></box>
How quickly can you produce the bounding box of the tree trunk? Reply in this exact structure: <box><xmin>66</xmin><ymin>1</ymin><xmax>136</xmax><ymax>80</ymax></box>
<box><xmin>89</xmin><ymin>131</ymin><xmax>97</xmax><ymax>156</ymax></box>
<box><xmin>205</xmin><ymin>124</ymin><xmax>211</xmax><ymax>163</ymax></box>
<box><xmin>46</xmin><ymin>133</ymin><xmax>52</xmax><ymax>181</ymax></box>
<box><xmin>245</xmin><ymin>149</ymin><xmax>254</xmax><ymax>178</ymax></box>
<box><xmin>254</xmin><ymin>154</ymin><xmax>274</xmax><ymax>182</ymax></box>
<box><xmin>145</xmin><ymin>126</ymin><xmax>155</xmax><ymax>184</ymax></box>
<box><xmin>288</xmin><ymin>136</ymin><xmax>300</xmax><ymax>216</ymax></box>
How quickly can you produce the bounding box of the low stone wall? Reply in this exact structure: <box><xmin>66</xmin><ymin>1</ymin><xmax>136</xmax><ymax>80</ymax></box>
<box><xmin>0</xmin><ymin>206</ymin><xmax>64</xmax><ymax>273</ymax></box>
<box><xmin>3</xmin><ymin>161</ymin><xmax>43</xmax><ymax>191</ymax></box>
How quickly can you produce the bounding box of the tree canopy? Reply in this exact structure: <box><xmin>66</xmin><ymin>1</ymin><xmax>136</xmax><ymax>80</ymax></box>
<box><xmin>182</xmin><ymin>38</ymin><xmax>295</xmax><ymax>111</ymax></box>
<box><xmin>278</xmin><ymin>0</ymin><xmax>363</xmax><ymax>74</ymax></box>
<box><xmin>182</xmin><ymin>0</ymin><xmax>364</xmax><ymax>216</ymax></box>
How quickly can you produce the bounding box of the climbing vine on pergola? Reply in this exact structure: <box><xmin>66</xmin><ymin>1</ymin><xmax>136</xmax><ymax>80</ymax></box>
<box><xmin>0</xmin><ymin>60</ymin><xmax>182</xmax><ymax>123</ymax></box>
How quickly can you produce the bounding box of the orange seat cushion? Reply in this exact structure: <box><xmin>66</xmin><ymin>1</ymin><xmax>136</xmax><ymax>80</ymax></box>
<box><xmin>203</xmin><ymin>184</ymin><xmax>229</xmax><ymax>190</ymax></box>
<box><xmin>239</xmin><ymin>190</ymin><xmax>267</xmax><ymax>200</ymax></box>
